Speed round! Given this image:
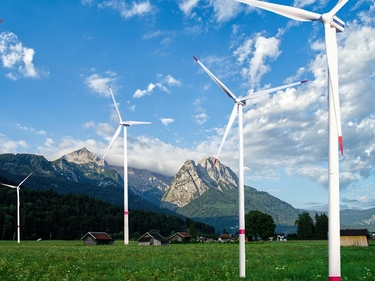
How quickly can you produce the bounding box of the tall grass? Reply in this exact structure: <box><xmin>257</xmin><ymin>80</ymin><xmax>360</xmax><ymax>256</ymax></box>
<box><xmin>0</xmin><ymin>240</ymin><xmax>374</xmax><ymax>280</ymax></box>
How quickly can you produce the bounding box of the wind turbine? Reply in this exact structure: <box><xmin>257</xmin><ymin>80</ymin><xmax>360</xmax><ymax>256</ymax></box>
<box><xmin>102</xmin><ymin>86</ymin><xmax>152</xmax><ymax>245</ymax></box>
<box><xmin>194</xmin><ymin>56</ymin><xmax>307</xmax><ymax>278</ymax></box>
<box><xmin>236</xmin><ymin>0</ymin><xmax>347</xmax><ymax>279</ymax></box>
<box><xmin>1</xmin><ymin>172</ymin><xmax>33</xmax><ymax>243</ymax></box>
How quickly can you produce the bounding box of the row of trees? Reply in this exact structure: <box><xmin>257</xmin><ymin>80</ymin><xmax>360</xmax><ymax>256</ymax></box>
<box><xmin>0</xmin><ymin>182</ymin><xmax>215</xmax><ymax>240</ymax></box>
<box><xmin>245</xmin><ymin>210</ymin><xmax>328</xmax><ymax>241</ymax></box>
<box><xmin>294</xmin><ymin>212</ymin><xmax>328</xmax><ymax>240</ymax></box>
<box><xmin>245</xmin><ymin>210</ymin><xmax>276</xmax><ymax>240</ymax></box>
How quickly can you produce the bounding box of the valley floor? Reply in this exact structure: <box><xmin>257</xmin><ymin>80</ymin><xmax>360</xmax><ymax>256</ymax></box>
<box><xmin>1</xmin><ymin>240</ymin><xmax>374</xmax><ymax>280</ymax></box>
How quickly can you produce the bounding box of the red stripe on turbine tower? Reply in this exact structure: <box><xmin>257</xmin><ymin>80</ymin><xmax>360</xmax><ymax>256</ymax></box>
<box><xmin>339</xmin><ymin>136</ymin><xmax>343</xmax><ymax>155</ymax></box>
<box><xmin>124</xmin><ymin>211</ymin><xmax>129</xmax><ymax>215</ymax></box>
<box><xmin>239</xmin><ymin>229</ymin><xmax>245</xmax><ymax>234</ymax></box>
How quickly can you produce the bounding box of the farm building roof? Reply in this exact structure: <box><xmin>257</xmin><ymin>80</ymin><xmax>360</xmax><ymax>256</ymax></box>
<box><xmin>138</xmin><ymin>232</ymin><xmax>168</xmax><ymax>243</ymax></box>
<box><xmin>340</xmin><ymin>229</ymin><xmax>369</xmax><ymax>236</ymax></box>
<box><xmin>219</xmin><ymin>234</ymin><xmax>234</xmax><ymax>239</ymax></box>
<box><xmin>81</xmin><ymin>232</ymin><xmax>113</xmax><ymax>241</ymax></box>
<box><xmin>175</xmin><ymin>232</ymin><xmax>192</xmax><ymax>238</ymax></box>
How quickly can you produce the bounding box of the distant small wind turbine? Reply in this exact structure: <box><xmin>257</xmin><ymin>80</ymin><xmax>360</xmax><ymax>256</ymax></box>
<box><xmin>102</xmin><ymin>86</ymin><xmax>152</xmax><ymax>245</ymax></box>
<box><xmin>1</xmin><ymin>172</ymin><xmax>33</xmax><ymax>243</ymax></box>
<box><xmin>194</xmin><ymin>55</ymin><xmax>307</xmax><ymax>278</ymax></box>
<box><xmin>236</xmin><ymin>0</ymin><xmax>347</xmax><ymax>279</ymax></box>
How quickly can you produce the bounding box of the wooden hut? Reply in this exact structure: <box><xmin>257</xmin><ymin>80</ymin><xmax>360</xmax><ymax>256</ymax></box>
<box><xmin>340</xmin><ymin>229</ymin><xmax>369</xmax><ymax>247</ymax></box>
<box><xmin>81</xmin><ymin>232</ymin><xmax>114</xmax><ymax>246</ymax></box>
<box><xmin>138</xmin><ymin>232</ymin><xmax>169</xmax><ymax>246</ymax></box>
<box><xmin>218</xmin><ymin>234</ymin><xmax>235</xmax><ymax>243</ymax></box>
<box><xmin>168</xmin><ymin>232</ymin><xmax>192</xmax><ymax>243</ymax></box>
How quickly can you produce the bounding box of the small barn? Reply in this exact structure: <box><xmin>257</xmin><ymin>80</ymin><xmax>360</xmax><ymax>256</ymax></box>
<box><xmin>138</xmin><ymin>232</ymin><xmax>169</xmax><ymax>246</ymax></box>
<box><xmin>340</xmin><ymin>229</ymin><xmax>369</xmax><ymax>247</ymax></box>
<box><xmin>168</xmin><ymin>232</ymin><xmax>192</xmax><ymax>243</ymax></box>
<box><xmin>81</xmin><ymin>232</ymin><xmax>114</xmax><ymax>246</ymax></box>
<box><xmin>218</xmin><ymin>234</ymin><xmax>235</xmax><ymax>243</ymax></box>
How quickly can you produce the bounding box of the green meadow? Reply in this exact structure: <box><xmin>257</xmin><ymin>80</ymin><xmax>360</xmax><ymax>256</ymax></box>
<box><xmin>0</xmin><ymin>240</ymin><xmax>374</xmax><ymax>281</ymax></box>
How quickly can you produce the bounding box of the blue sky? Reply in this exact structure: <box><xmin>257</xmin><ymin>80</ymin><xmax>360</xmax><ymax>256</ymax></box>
<box><xmin>1</xmin><ymin>0</ymin><xmax>374</xmax><ymax>211</ymax></box>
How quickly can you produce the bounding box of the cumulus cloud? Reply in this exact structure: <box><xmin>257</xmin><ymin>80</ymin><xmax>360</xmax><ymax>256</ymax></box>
<box><xmin>85</xmin><ymin>72</ymin><xmax>117</xmax><ymax>97</ymax></box>
<box><xmin>98</xmin><ymin>0</ymin><xmax>153</xmax><ymax>19</ymax></box>
<box><xmin>81</xmin><ymin>0</ymin><xmax>95</xmax><ymax>5</ymax></box>
<box><xmin>133</xmin><ymin>74</ymin><xmax>182</xmax><ymax>98</ymax></box>
<box><xmin>160</xmin><ymin>118</ymin><xmax>174</xmax><ymax>126</ymax></box>
<box><xmin>193</xmin><ymin>113</ymin><xmax>209</xmax><ymax>125</ymax></box>
<box><xmin>215</xmin><ymin>6</ymin><xmax>375</xmax><ymax>199</ymax></box>
<box><xmin>179</xmin><ymin>0</ymin><xmax>199</xmax><ymax>16</ymax></box>
<box><xmin>164</xmin><ymin>74</ymin><xmax>182</xmax><ymax>87</ymax></box>
<box><xmin>16</xmin><ymin>124</ymin><xmax>46</xmax><ymax>135</ymax></box>
<box><xmin>232</xmin><ymin>33</ymin><xmax>281</xmax><ymax>87</ymax></box>
<box><xmin>0</xmin><ymin>134</ymin><xmax>28</xmax><ymax>153</ymax></box>
<box><xmin>209</xmin><ymin>0</ymin><xmax>242</xmax><ymax>24</ymax></box>
<box><xmin>0</xmin><ymin>32</ymin><xmax>39</xmax><ymax>80</ymax></box>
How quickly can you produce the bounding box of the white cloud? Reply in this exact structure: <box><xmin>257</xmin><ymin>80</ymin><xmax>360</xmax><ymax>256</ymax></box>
<box><xmin>232</xmin><ymin>33</ymin><xmax>281</xmax><ymax>87</ymax></box>
<box><xmin>85</xmin><ymin>72</ymin><xmax>117</xmax><ymax>97</ymax></box>
<box><xmin>209</xmin><ymin>0</ymin><xmax>242</xmax><ymax>24</ymax></box>
<box><xmin>15</xmin><ymin>124</ymin><xmax>46</xmax><ymax>135</ymax></box>
<box><xmin>164</xmin><ymin>74</ymin><xmax>182</xmax><ymax>87</ymax></box>
<box><xmin>233</xmin><ymin>38</ymin><xmax>253</xmax><ymax>64</ymax></box>
<box><xmin>0</xmin><ymin>134</ymin><xmax>28</xmax><ymax>153</ymax></box>
<box><xmin>193</xmin><ymin>112</ymin><xmax>209</xmax><ymax>125</ymax></box>
<box><xmin>98</xmin><ymin>0</ymin><xmax>152</xmax><ymax>19</ymax></box>
<box><xmin>81</xmin><ymin>0</ymin><xmax>95</xmax><ymax>6</ymax></box>
<box><xmin>179</xmin><ymin>0</ymin><xmax>199</xmax><ymax>16</ymax></box>
<box><xmin>0</xmin><ymin>32</ymin><xmax>39</xmax><ymax>80</ymax></box>
<box><xmin>211</xmin><ymin>6</ymin><xmax>375</xmax><ymax>195</ymax></box>
<box><xmin>160</xmin><ymin>118</ymin><xmax>174</xmax><ymax>126</ymax></box>
<box><xmin>248</xmin><ymin>35</ymin><xmax>281</xmax><ymax>87</ymax></box>
<box><xmin>133</xmin><ymin>74</ymin><xmax>181</xmax><ymax>98</ymax></box>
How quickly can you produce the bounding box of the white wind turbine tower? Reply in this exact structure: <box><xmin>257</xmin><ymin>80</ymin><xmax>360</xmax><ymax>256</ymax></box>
<box><xmin>194</xmin><ymin>56</ymin><xmax>307</xmax><ymax>278</ymax></box>
<box><xmin>236</xmin><ymin>0</ymin><xmax>347</xmax><ymax>279</ymax></box>
<box><xmin>1</xmin><ymin>172</ymin><xmax>33</xmax><ymax>243</ymax></box>
<box><xmin>102</xmin><ymin>86</ymin><xmax>152</xmax><ymax>245</ymax></box>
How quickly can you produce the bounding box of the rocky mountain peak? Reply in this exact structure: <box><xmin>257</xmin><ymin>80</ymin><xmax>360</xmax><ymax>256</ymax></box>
<box><xmin>63</xmin><ymin>147</ymin><xmax>104</xmax><ymax>166</ymax></box>
<box><xmin>161</xmin><ymin>156</ymin><xmax>239</xmax><ymax>210</ymax></box>
<box><xmin>198</xmin><ymin>157</ymin><xmax>239</xmax><ymax>189</ymax></box>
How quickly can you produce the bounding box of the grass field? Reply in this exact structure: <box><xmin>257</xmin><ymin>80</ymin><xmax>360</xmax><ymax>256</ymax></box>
<box><xmin>0</xmin><ymin>240</ymin><xmax>374</xmax><ymax>280</ymax></box>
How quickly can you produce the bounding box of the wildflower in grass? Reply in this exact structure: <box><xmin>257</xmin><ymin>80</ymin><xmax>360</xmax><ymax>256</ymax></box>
<box><xmin>275</xmin><ymin>265</ymin><xmax>286</xmax><ymax>270</ymax></box>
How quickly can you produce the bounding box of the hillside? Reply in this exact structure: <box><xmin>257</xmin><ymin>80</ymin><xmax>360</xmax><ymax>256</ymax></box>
<box><xmin>1</xmin><ymin>149</ymin><xmax>375</xmax><ymax>234</ymax></box>
<box><xmin>0</xmin><ymin>150</ymin><xmax>169</xmax><ymax>214</ymax></box>
<box><xmin>0</xmin><ymin>174</ymin><xmax>215</xmax><ymax>240</ymax></box>
<box><xmin>177</xmin><ymin>185</ymin><xmax>302</xmax><ymax>233</ymax></box>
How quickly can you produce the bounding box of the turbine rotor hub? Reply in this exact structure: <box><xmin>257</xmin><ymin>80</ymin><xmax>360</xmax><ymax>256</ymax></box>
<box><xmin>235</xmin><ymin>98</ymin><xmax>246</xmax><ymax>106</ymax></box>
<box><xmin>321</xmin><ymin>13</ymin><xmax>331</xmax><ymax>24</ymax></box>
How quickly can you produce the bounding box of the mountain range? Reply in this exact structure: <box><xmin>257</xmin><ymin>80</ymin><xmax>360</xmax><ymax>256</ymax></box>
<box><xmin>0</xmin><ymin>147</ymin><xmax>374</xmax><ymax>233</ymax></box>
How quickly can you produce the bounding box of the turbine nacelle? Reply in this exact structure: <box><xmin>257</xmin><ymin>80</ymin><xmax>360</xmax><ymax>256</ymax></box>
<box><xmin>331</xmin><ymin>16</ymin><xmax>345</xmax><ymax>32</ymax></box>
<box><xmin>235</xmin><ymin>98</ymin><xmax>246</xmax><ymax>106</ymax></box>
<box><xmin>321</xmin><ymin>13</ymin><xmax>345</xmax><ymax>32</ymax></box>
<box><xmin>120</xmin><ymin>122</ymin><xmax>132</xmax><ymax>127</ymax></box>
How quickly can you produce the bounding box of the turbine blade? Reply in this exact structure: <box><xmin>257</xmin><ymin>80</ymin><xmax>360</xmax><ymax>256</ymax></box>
<box><xmin>193</xmin><ymin>56</ymin><xmax>238</xmax><ymax>101</ymax></box>
<box><xmin>17</xmin><ymin>172</ymin><xmax>33</xmax><ymax>187</ymax></box>
<box><xmin>240</xmin><ymin>80</ymin><xmax>308</xmax><ymax>102</ymax></box>
<box><xmin>215</xmin><ymin>104</ymin><xmax>238</xmax><ymax>163</ymax></box>
<box><xmin>236</xmin><ymin>0</ymin><xmax>321</xmax><ymax>22</ymax></box>
<box><xmin>328</xmin><ymin>0</ymin><xmax>348</xmax><ymax>17</ymax></box>
<box><xmin>325</xmin><ymin>25</ymin><xmax>343</xmax><ymax>154</ymax></box>
<box><xmin>1</xmin><ymin>183</ymin><xmax>17</xmax><ymax>189</ymax></box>
<box><xmin>102</xmin><ymin>125</ymin><xmax>122</xmax><ymax>160</ymax></box>
<box><xmin>109</xmin><ymin>86</ymin><xmax>123</xmax><ymax>123</ymax></box>
<box><xmin>124</xmin><ymin>121</ymin><xmax>153</xmax><ymax>126</ymax></box>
